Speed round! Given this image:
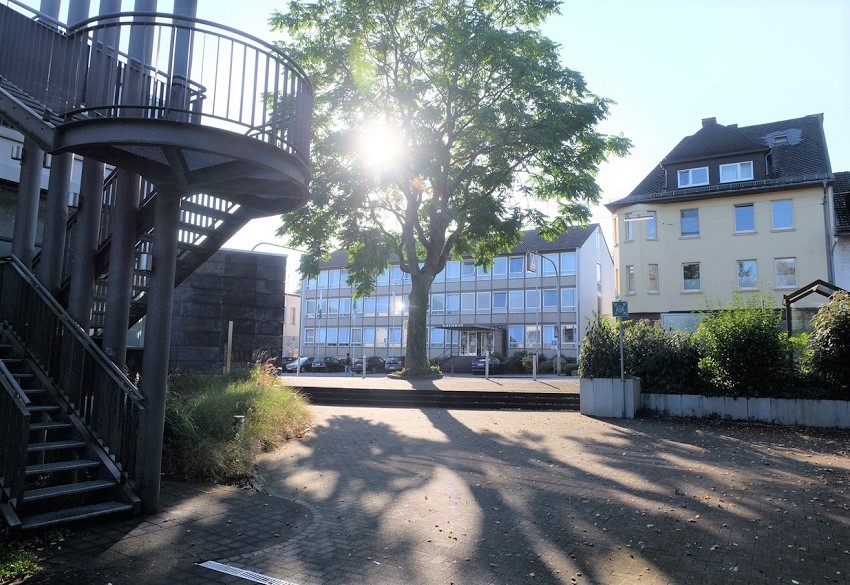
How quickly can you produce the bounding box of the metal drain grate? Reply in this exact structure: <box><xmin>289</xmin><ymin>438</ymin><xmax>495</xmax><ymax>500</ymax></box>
<box><xmin>197</xmin><ymin>560</ymin><xmax>300</xmax><ymax>585</ymax></box>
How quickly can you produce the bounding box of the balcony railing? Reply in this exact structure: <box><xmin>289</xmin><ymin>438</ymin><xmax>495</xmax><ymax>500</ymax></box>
<box><xmin>0</xmin><ymin>3</ymin><xmax>312</xmax><ymax>167</ymax></box>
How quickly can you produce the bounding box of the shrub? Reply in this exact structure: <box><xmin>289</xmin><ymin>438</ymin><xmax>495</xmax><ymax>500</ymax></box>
<box><xmin>521</xmin><ymin>352</ymin><xmax>551</xmax><ymax>373</ymax></box>
<box><xmin>504</xmin><ymin>350</ymin><xmax>529</xmax><ymax>373</ymax></box>
<box><xmin>163</xmin><ymin>362</ymin><xmax>313</xmax><ymax>483</ymax></box>
<box><xmin>693</xmin><ymin>295</ymin><xmax>791</xmax><ymax>396</ymax></box>
<box><xmin>578</xmin><ymin>315</ymin><xmax>620</xmax><ymax>378</ymax></box>
<box><xmin>624</xmin><ymin>319</ymin><xmax>698</xmax><ymax>392</ymax></box>
<box><xmin>807</xmin><ymin>291</ymin><xmax>850</xmax><ymax>393</ymax></box>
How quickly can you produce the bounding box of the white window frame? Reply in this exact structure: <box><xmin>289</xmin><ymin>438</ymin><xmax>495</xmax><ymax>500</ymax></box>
<box><xmin>461</xmin><ymin>260</ymin><xmax>476</xmax><ymax>281</ymax></box>
<box><xmin>737</xmin><ymin>259</ymin><xmax>758</xmax><ymax>290</ymax></box>
<box><xmin>626</xmin><ymin>265</ymin><xmax>635</xmax><ymax>295</ymax></box>
<box><xmin>508</xmin><ymin>325</ymin><xmax>524</xmax><ymax>348</ymax></box>
<box><xmin>560</xmin><ymin>252</ymin><xmax>576</xmax><ymax>276</ymax></box>
<box><xmin>775</xmin><ymin>257</ymin><xmax>797</xmax><ymax>289</ymax></box>
<box><xmin>525</xmin><ymin>326</ymin><xmax>541</xmax><ymax>349</ymax></box>
<box><xmin>734</xmin><ymin>203</ymin><xmax>755</xmax><ymax>233</ymax></box>
<box><xmin>351</xmin><ymin>327</ymin><xmax>362</xmax><ymax>345</ymax></box>
<box><xmin>492</xmin><ymin>291</ymin><xmax>507</xmax><ymax>313</ymax></box>
<box><xmin>429</xmin><ymin>327</ymin><xmax>445</xmax><ymax>347</ymax></box>
<box><xmin>561</xmin><ymin>288</ymin><xmax>576</xmax><ymax>310</ymax></box>
<box><xmin>561</xmin><ymin>325</ymin><xmax>576</xmax><ymax>345</ymax></box>
<box><xmin>771</xmin><ymin>199</ymin><xmax>794</xmax><ymax>230</ymax></box>
<box><xmin>305</xmin><ymin>299</ymin><xmax>317</xmax><ymax>318</ymax></box>
<box><xmin>681</xmin><ymin>208</ymin><xmax>699</xmax><ymax>237</ymax></box>
<box><xmin>542</xmin><ymin>289</ymin><xmax>558</xmax><ymax>310</ymax></box>
<box><xmin>720</xmin><ymin>161</ymin><xmax>754</xmax><ymax>183</ymax></box>
<box><xmin>625</xmin><ymin>217</ymin><xmax>634</xmax><ymax>241</ymax></box>
<box><xmin>492</xmin><ymin>257</ymin><xmax>508</xmax><ymax>279</ymax></box>
<box><xmin>476</xmin><ymin>291</ymin><xmax>491</xmax><ymax>314</ymax></box>
<box><xmin>446</xmin><ymin>260</ymin><xmax>461</xmax><ymax>281</ymax></box>
<box><xmin>304</xmin><ymin>328</ymin><xmax>315</xmax><ymax>345</ymax></box>
<box><xmin>648</xmin><ymin>264</ymin><xmax>659</xmax><ymax>294</ymax></box>
<box><xmin>683</xmin><ymin>262</ymin><xmax>701</xmax><ymax>292</ymax></box>
<box><xmin>508</xmin><ymin>290</ymin><xmax>524</xmax><ymax>311</ymax></box>
<box><xmin>508</xmin><ymin>256</ymin><xmax>525</xmax><ymax>278</ymax></box>
<box><xmin>446</xmin><ymin>293</ymin><xmax>460</xmax><ymax>315</ymax></box>
<box><xmin>526</xmin><ymin>289</ymin><xmax>540</xmax><ymax>312</ymax></box>
<box><xmin>677</xmin><ymin>167</ymin><xmax>709</xmax><ymax>188</ymax></box>
<box><xmin>430</xmin><ymin>293</ymin><xmax>445</xmax><ymax>314</ymax></box>
<box><xmin>461</xmin><ymin>292</ymin><xmax>475</xmax><ymax>314</ymax></box>
<box><xmin>646</xmin><ymin>211</ymin><xmax>657</xmax><ymax>240</ymax></box>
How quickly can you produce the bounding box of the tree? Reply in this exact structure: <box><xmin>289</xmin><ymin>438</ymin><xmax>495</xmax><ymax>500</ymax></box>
<box><xmin>271</xmin><ymin>0</ymin><xmax>629</xmax><ymax>376</ymax></box>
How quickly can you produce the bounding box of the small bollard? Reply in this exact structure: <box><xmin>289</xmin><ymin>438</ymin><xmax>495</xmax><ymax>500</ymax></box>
<box><xmin>233</xmin><ymin>415</ymin><xmax>245</xmax><ymax>433</ymax></box>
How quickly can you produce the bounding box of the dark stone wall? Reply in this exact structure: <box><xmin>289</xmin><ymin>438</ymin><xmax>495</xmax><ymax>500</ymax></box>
<box><xmin>168</xmin><ymin>249</ymin><xmax>285</xmax><ymax>373</ymax></box>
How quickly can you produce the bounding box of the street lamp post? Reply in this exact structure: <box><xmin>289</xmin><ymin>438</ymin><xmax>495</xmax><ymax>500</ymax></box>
<box><xmin>527</xmin><ymin>251</ymin><xmax>561</xmax><ymax>375</ymax></box>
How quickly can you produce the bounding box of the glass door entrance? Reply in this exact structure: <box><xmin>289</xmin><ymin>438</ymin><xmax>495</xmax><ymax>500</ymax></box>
<box><xmin>460</xmin><ymin>331</ymin><xmax>492</xmax><ymax>356</ymax></box>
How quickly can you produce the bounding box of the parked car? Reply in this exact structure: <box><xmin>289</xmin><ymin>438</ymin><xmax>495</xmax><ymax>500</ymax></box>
<box><xmin>284</xmin><ymin>356</ymin><xmax>315</xmax><ymax>373</ymax></box>
<box><xmin>471</xmin><ymin>356</ymin><xmax>503</xmax><ymax>375</ymax></box>
<box><xmin>352</xmin><ymin>356</ymin><xmax>386</xmax><ymax>374</ymax></box>
<box><xmin>311</xmin><ymin>356</ymin><xmax>346</xmax><ymax>373</ymax></box>
<box><xmin>385</xmin><ymin>356</ymin><xmax>405</xmax><ymax>373</ymax></box>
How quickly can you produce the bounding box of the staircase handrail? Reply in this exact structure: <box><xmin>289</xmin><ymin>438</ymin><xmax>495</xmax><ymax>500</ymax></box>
<box><xmin>0</xmin><ymin>255</ymin><xmax>144</xmax><ymax>478</ymax></box>
<box><xmin>0</xmin><ymin>356</ymin><xmax>29</xmax><ymax>509</ymax></box>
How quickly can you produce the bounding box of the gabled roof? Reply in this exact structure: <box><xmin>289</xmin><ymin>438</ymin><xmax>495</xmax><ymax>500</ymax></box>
<box><xmin>835</xmin><ymin>171</ymin><xmax>850</xmax><ymax>235</ymax></box>
<box><xmin>661</xmin><ymin>118</ymin><xmax>768</xmax><ymax>165</ymax></box>
<box><xmin>607</xmin><ymin>114</ymin><xmax>833</xmax><ymax>210</ymax></box>
<box><xmin>318</xmin><ymin>225</ymin><xmax>599</xmax><ymax>268</ymax></box>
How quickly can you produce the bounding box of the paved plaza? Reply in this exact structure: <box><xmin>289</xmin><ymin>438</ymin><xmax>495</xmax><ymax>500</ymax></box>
<box><xmin>21</xmin><ymin>402</ymin><xmax>850</xmax><ymax>584</ymax></box>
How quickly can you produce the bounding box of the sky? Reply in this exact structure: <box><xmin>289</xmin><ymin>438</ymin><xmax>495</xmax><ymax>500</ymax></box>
<box><xmin>24</xmin><ymin>0</ymin><xmax>850</xmax><ymax>286</ymax></box>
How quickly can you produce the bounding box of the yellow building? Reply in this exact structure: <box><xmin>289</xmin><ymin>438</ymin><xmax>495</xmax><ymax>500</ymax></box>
<box><xmin>606</xmin><ymin>115</ymin><xmax>836</xmax><ymax>328</ymax></box>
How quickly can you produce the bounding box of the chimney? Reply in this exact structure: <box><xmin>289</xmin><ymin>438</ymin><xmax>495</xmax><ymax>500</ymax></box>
<box><xmin>727</xmin><ymin>123</ymin><xmax>738</xmax><ymax>129</ymax></box>
<box><xmin>701</xmin><ymin>117</ymin><xmax>717</xmax><ymax>127</ymax></box>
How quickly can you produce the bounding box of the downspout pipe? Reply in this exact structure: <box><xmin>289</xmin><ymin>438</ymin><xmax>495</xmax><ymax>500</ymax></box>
<box><xmin>824</xmin><ymin>179</ymin><xmax>835</xmax><ymax>284</ymax></box>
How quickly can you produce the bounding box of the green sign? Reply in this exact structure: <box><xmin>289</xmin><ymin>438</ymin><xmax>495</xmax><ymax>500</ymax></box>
<box><xmin>612</xmin><ymin>300</ymin><xmax>628</xmax><ymax>317</ymax></box>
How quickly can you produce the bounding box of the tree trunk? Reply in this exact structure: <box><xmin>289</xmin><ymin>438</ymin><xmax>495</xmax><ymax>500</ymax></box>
<box><xmin>404</xmin><ymin>273</ymin><xmax>436</xmax><ymax>376</ymax></box>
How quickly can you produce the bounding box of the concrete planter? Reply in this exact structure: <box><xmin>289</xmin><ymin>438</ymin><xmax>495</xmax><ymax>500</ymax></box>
<box><xmin>580</xmin><ymin>378</ymin><xmax>641</xmax><ymax>418</ymax></box>
<box><xmin>641</xmin><ymin>392</ymin><xmax>850</xmax><ymax>429</ymax></box>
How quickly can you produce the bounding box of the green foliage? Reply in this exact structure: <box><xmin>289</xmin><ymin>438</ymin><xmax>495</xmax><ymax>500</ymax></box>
<box><xmin>693</xmin><ymin>295</ymin><xmax>791</xmax><ymax>396</ymax></box>
<box><xmin>578</xmin><ymin>315</ymin><xmax>620</xmax><ymax>378</ymax></box>
<box><xmin>164</xmin><ymin>362</ymin><xmax>313</xmax><ymax>483</ymax></box>
<box><xmin>624</xmin><ymin>320</ymin><xmax>699</xmax><ymax>392</ymax></box>
<box><xmin>504</xmin><ymin>350</ymin><xmax>529</xmax><ymax>373</ymax></box>
<box><xmin>271</xmin><ymin>0</ymin><xmax>628</xmax><ymax>373</ymax></box>
<box><xmin>0</xmin><ymin>544</ymin><xmax>40</xmax><ymax>581</ymax></box>
<box><xmin>807</xmin><ymin>291</ymin><xmax>850</xmax><ymax>394</ymax></box>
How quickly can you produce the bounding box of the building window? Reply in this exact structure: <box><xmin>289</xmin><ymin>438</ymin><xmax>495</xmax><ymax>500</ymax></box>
<box><xmin>493</xmin><ymin>257</ymin><xmax>507</xmax><ymax>279</ymax></box>
<box><xmin>682</xmin><ymin>262</ymin><xmax>700</xmax><ymax>292</ymax></box>
<box><xmin>561</xmin><ymin>325</ymin><xmax>576</xmax><ymax>345</ymax></box>
<box><xmin>391</xmin><ymin>295</ymin><xmax>404</xmax><ymax>316</ymax></box>
<box><xmin>734</xmin><ymin>204</ymin><xmax>755</xmax><ymax>233</ymax></box>
<box><xmin>476</xmin><ymin>264</ymin><xmax>490</xmax><ymax>280</ymax></box>
<box><xmin>327</xmin><ymin>298</ymin><xmax>339</xmax><ymax>316</ymax></box>
<box><xmin>737</xmin><ymin>259</ymin><xmax>758</xmax><ymax>290</ymax></box>
<box><xmin>339</xmin><ymin>269</ymin><xmax>350</xmax><ymax>288</ymax></box>
<box><xmin>772</xmin><ymin>200</ymin><xmax>793</xmax><ymax>230</ymax></box>
<box><xmin>305</xmin><ymin>299</ymin><xmax>317</xmax><ymax>318</ymax></box>
<box><xmin>525</xmin><ymin>326</ymin><xmax>540</xmax><ymax>349</ymax></box>
<box><xmin>775</xmin><ymin>258</ymin><xmax>797</xmax><ymax>289</ymax></box>
<box><xmin>327</xmin><ymin>269</ymin><xmax>340</xmax><ymax>288</ymax></box>
<box><xmin>542</xmin><ymin>325</ymin><xmax>558</xmax><ymax>348</ymax></box>
<box><xmin>446</xmin><ymin>260</ymin><xmax>461</xmax><ymax>281</ymax></box>
<box><xmin>326</xmin><ymin>328</ymin><xmax>338</xmax><ymax>346</ymax></box>
<box><xmin>526</xmin><ymin>290</ymin><xmax>540</xmax><ymax>312</ymax></box>
<box><xmin>626</xmin><ymin>265</ymin><xmax>635</xmax><ymax>295</ymax></box>
<box><xmin>677</xmin><ymin>167</ymin><xmax>709</xmax><ymax>188</ymax></box>
<box><xmin>434</xmin><ymin>267</ymin><xmax>445</xmax><ymax>283</ymax></box>
<box><xmin>476</xmin><ymin>291</ymin><xmax>491</xmax><ymax>314</ymax></box>
<box><xmin>315</xmin><ymin>328</ymin><xmax>326</xmax><ymax>345</ymax></box>
<box><xmin>542</xmin><ymin>289</ymin><xmax>558</xmax><ymax>310</ymax></box>
<box><xmin>646</xmin><ymin>211</ymin><xmax>657</xmax><ymax>239</ymax></box>
<box><xmin>289</xmin><ymin>306</ymin><xmax>297</xmax><ymax>324</ymax></box>
<box><xmin>542</xmin><ymin>253</ymin><xmax>558</xmax><ymax>276</ymax></box>
<box><xmin>377</xmin><ymin>269</ymin><xmax>389</xmax><ymax>286</ymax></box>
<box><xmin>429</xmin><ymin>327</ymin><xmax>444</xmax><ymax>347</ymax></box>
<box><xmin>363</xmin><ymin>297</ymin><xmax>376</xmax><ymax>316</ymax></box>
<box><xmin>509</xmin><ymin>256</ymin><xmax>524</xmax><ymax>278</ymax></box>
<box><xmin>561</xmin><ymin>288</ymin><xmax>576</xmax><ymax>310</ymax></box>
<box><xmin>351</xmin><ymin>327</ymin><xmax>362</xmax><ymax>345</ymax></box>
<box><xmin>339</xmin><ymin>298</ymin><xmax>351</xmax><ymax>316</ymax></box>
<box><xmin>648</xmin><ymin>264</ymin><xmax>659</xmax><ymax>293</ymax></box>
<box><xmin>377</xmin><ymin>296</ymin><xmax>390</xmax><ymax>316</ymax></box>
<box><xmin>388</xmin><ymin>327</ymin><xmax>403</xmax><ymax>346</ymax></box>
<box><xmin>681</xmin><ymin>209</ymin><xmax>699</xmax><ymax>237</ymax></box>
<box><xmin>461</xmin><ymin>292</ymin><xmax>475</xmax><ymax>314</ymax></box>
<box><xmin>720</xmin><ymin>161</ymin><xmax>753</xmax><ymax>183</ymax></box>
<box><xmin>508</xmin><ymin>325</ymin><xmax>524</xmax><ymax>348</ymax></box>
<box><xmin>304</xmin><ymin>328</ymin><xmax>315</xmax><ymax>345</ymax></box>
<box><xmin>461</xmin><ymin>260</ymin><xmax>476</xmax><ymax>281</ymax></box>
<box><xmin>338</xmin><ymin>328</ymin><xmax>351</xmax><ymax>346</ymax></box>
<box><xmin>560</xmin><ymin>252</ymin><xmax>576</xmax><ymax>276</ymax></box>
<box><xmin>305</xmin><ymin>277</ymin><xmax>317</xmax><ymax>290</ymax></box>
<box><xmin>446</xmin><ymin>293</ymin><xmax>460</xmax><ymax>315</ymax></box>
<box><xmin>363</xmin><ymin>327</ymin><xmax>376</xmax><ymax>346</ymax></box>
<box><xmin>596</xmin><ymin>262</ymin><xmax>602</xmax><ymax>292</ymax></box>
<box><xmin>508</xmin><ymin>290</ymin><xmax>524</xmax><ymax>311</ymax></box>
<box><xmin>430</xmin><ymin>293</ymin><xmax>445</xmax><ymax>314</ymax></box>
<box><xmin>493</xmin><ymin>291</ymin><xmax>507</xmax><ymax>313</ymax></box>
<box><xmin>625</xmin><ymin>217</ymin><xmax>634</xmax><ymax>241</ymax></box>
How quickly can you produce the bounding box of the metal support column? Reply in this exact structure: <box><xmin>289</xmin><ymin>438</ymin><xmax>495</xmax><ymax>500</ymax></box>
<box><xmin>66</xmin><ymin>159</ymin><xmax>103</xmax><ymax>329</ymax></box>
<box><xmin>135</xmin><ymin>188</ymin><xmax>180</xmax><ymax>513</ymax></box>
<box><xmin>11</xmin><ymin>138</ymin><xmax>43</xmax><ymax>267</ymax></box>
<box><xmin>37</xmin><ymin>151</ymin><xmax>73</xmax><ymax>293</ymax></box>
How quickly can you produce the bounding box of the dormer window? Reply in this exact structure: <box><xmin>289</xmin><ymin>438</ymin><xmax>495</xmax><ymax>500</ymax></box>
<box><xmin>677</xmin><ymin>167</ymin><xmax>709</xmax><ymax>188</ymax></box>
<box><xmin>720</xmin><ymin>161</ymin><xmax>754</xmax><ymax>183</ymax></box>
<box><xmin>773</xmin><ymin>134</ymin><xmax>789</xmax><ymax>145</ymax></box>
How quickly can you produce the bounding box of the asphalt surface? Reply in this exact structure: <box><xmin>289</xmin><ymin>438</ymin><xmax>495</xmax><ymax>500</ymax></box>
<box><xmin>14</xmin><ymin>375</ymin><xmax>850</xmax><ymax>585</ymax></box>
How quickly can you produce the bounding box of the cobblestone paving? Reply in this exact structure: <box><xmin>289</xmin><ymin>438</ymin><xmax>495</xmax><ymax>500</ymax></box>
<box><xmin>23</xmin><ymin>407</ymin><xmax>850</xmax><ymax>584</ymax></box>
<box><xmin>232</xmin><ymin>408</ymin><xmax>850</xmax><ymax>585</ymax></box>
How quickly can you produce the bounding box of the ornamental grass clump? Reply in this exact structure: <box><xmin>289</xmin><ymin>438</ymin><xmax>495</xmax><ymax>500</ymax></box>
<box><xmin>163</xmin><ymin>362</ymin><xmax>312</xmax><ymax>483</ymax></box>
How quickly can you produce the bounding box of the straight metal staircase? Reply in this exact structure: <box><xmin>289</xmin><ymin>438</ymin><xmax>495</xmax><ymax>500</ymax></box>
<box><xmin>0</xmin><ymin>257</ymin><xmax>143</xmax><ymax>534</ymax></box>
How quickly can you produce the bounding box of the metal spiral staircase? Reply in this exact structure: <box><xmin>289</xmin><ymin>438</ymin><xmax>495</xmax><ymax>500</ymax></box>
<box><xmin>0</xmin><ymin>1</ymin><xmax>312</xmax><ymax>531</ymax></box>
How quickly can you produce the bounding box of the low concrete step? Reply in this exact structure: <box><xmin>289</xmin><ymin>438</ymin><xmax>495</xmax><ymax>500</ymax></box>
<box><xmin>297</xmin><ymin>387</ymin><xmax>579</xmax><ymax>411</ymax></box>
<box><xmin>21</xmin><ymin>501</ymin><xmax>134</xmax><ymax>531</ymax></box>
